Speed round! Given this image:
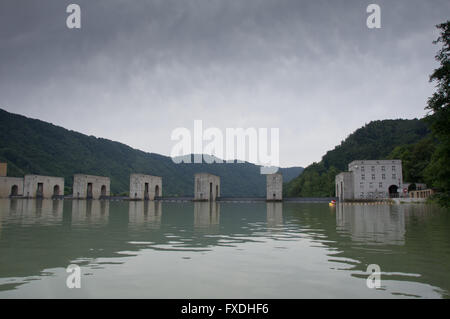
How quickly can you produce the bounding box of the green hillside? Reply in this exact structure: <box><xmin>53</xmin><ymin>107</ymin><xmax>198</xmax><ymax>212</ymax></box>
<box><xmin>0</xmin><ymin>108</ymin><xmax>302</xmax><ymax>196</ymax></box>
<box><xmin>285</xmin><ymin>119</ymin><xmax>432</xmax><ymax>197</ymax></box>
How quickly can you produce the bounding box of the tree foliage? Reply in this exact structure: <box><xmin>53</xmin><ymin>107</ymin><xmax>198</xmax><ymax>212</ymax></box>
<box><xmin>387</xmin><ymin>136</ymin><xmax>436</xmax><ymax>185</ymax></box>
<box><xmin>424</xmin><ymin>21</ymin><xmax>450</xmax><ymax>206</ymax></box>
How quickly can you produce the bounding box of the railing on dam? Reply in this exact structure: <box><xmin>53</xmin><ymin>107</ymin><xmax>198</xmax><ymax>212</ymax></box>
<box><xmin>217</xmin><ymin>197</ymin><xmax>266</xmax><ymax>203</ymax></box>
<box><xmin>284</xmin><ymin>197</ymin><xmax>338</xmax><ymax>203</ymax></box>
<box><xmin>19</xmin><ymin>195</ymin><xmax>338</xmax><ymax>203</ymax></box>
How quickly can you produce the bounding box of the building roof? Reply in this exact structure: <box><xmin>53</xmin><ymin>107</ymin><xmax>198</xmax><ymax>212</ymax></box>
<box><xmin>73</xmin><ymin>174</ymin><xmax>110</xmax><ymax>180</ymax></box>
<box><xmin>130</xmin><ymin>173</ymin><xmax>162</xmax><ymax>178</ymax></box>
<box><xmin>348</xmin><ymin>159</ymin><xmax>402</xmax><ymax>167</ymax></box>
<box><xmin>194</xmin><ymin>172</ymin><xmax>219</xmax><ymax>177</ymax></box>
<box><xmin>24</xmin><ymin>174</ymin><xmax>64</xmax><ymax>180</ymax></box>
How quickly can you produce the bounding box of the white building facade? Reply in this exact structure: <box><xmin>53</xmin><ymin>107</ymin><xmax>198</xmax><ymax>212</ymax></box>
<box><xmin>336</xmin><ymin>160</ymin><xmax>403</xmax><ymax>201</ymax></box>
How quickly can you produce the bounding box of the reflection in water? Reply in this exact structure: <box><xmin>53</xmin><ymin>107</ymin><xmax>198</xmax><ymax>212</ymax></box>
<box><xmin>336</xmin><ymin>204</ymin><xmax>405</xmax><ymax>245</ymax></box>
<box><xmin>266</xmin><ymin>202</ymin><xmax>283</xmax><ymax>228</ymax></box>
<box><xmin>128</xmin><ymin>201</ymin><xmax>162</xmax><ymax>229</ymax></box>
<box><xmin>2</xmin><ymin>199</ymin><xmax>64</xmax><ymax>224</ymax></box>
<box><xmin>0</xmin><ymin>199</ymin><xmax>449</xmax><ymax>298</ymax></box>
<box><xmin>71</xmin><ymin>200</ymin><xmax>109</xmax><ymax>224</ymax></box>
<box><xmin>194</xmin><ymin>202</ymin><xmax>220</xmax><ymax>229</ymax></box>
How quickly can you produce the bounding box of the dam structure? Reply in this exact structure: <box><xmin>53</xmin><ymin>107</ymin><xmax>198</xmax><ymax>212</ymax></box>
<box><xmin>0</xmin><ymin>164</ymin><xmax>336</xmax><ymax>203</ymax></box>
<box><xmin>266</xmin><ymin>173</ymin><xmax>283</xmax><ymax>201</ymax></box>
<box><xmin>194</xmin><ymin>173</ymin><xmax>220</xmax><ymax>201</ymax></box>
<box><xmin>23</xmin><ymin>175</ymin><xmax>64</xmax><ymax>199</ymax></box>
<box><xmin>72</xmin><ymin>174</ymin><xmax>110</xmax><ymax>200</ymax></box>
<box><xmin>129</xmin><ymin>174</ymin><xmax>162</xmax><ymax>200</ymax></box>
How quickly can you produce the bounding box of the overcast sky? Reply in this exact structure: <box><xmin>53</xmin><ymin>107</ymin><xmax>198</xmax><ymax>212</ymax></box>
<box><xmin>0</xmin><ymin>0</ymin><xmax>449</xmax><ymax>167</ymax></box>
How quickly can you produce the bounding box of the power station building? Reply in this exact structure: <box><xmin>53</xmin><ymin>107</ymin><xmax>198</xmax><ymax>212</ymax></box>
<box><xmin>72</xmin><ymin>174</ymin><xmax>110</xmax><ymax>199</ymax></box>
<box><xmin>266</xmin><ymin>173</ymin><xmax>283</xmax><ymax>201</ymax></box>
<box><xmin>129</xmin><ymin>174</ymin><xmax>162</xmax><ymax>200</ymax></box>
<box><xmin>23</xmin><ymin>175</ymin><xmax>64</xmax><ymax>198</ymax></box>
<box><xmin>194</xmin><ymin>173</ymin><xmax>220</xmax><ymax>201</ymax></box>
<box><xmin>335</xmin><ymin>160</ymin><xmax>403</xmax><ymax>201</ymax></box>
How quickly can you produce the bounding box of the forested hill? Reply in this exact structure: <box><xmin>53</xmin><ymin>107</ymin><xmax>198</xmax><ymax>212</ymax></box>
<box><xmin>285</xmin><ymin>119</ymin><xmax>432</xmax><ymax>197</ymax></box>
<box><xmin>0</xmin><ymin>108</ymin><xmax>302</xmax><ymax>196</ymax></box>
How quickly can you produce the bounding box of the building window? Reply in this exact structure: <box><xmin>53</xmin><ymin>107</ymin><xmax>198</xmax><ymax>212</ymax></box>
<box><xmin>379</xmin><ymin>182</ymin><xmax>383</xmax><ymax>188</ymax></box>
<box><xmin>371</xmin><ymin>174</ymin><xmax>375</xmax><ymax>180</ymax></box>
<box><xmin>369</xmin><ymin>183</ymin><xmax>374</xmax><ymax>188</ymax></box>
<box><xmin>381</xmin><ymin>166</ymin><xmax>385</xmax><ymax>171</ymax></box>
<box><xmin>371</xmin><ymin>166</ymin><xmax>375</xmax><ymax>172</ymax></box>
<box><xmin>360</xmin><ymin>192</ymin><xmax>364</xmax><ymax>198</ymax></box>
<box><xmin>361</xmin><ymin>174</ymin><xmax>365</xmax><ymax>180</ymax></box>
<box><xmin>392</xmin><ymin>174</ymin><xmax>396</xmax><ymax>179</ymax></box>
<box><xmin>361</xmin><ymin>166</ymin><xmax>365</xmax><ymax>172</ymax></box>
<box><xmin>392</xmin><ymin>166</ymin><xmax>396</xmax><ymax>171</ymax></box>
<box><xmin>382</xmin><ymin>174</ymin><xmax>386</xmax><ymax>180</ymax></box>
<box><xmin>360</xmin><ymin>182</ymin><xmax>364</xmax><ymax>188</ymax></box>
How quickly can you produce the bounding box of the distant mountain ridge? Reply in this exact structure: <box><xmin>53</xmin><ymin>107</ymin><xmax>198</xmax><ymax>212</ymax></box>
<box><xmin>0</xmin><ymin>108</ymin><xmax>303</xmax><ymax>196</ymax></box>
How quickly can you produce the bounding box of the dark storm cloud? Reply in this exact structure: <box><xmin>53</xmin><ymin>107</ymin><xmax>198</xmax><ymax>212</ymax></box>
<box><xmin>0</xmin><ymin>0</ymin><xmax>449</xmax><ymax>166</ymax></box>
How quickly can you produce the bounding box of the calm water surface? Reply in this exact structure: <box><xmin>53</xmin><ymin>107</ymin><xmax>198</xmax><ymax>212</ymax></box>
<box><xmin>0</xmin><ymin>199</ymin><xmax>449</xmax><ymax>298</ymax></box>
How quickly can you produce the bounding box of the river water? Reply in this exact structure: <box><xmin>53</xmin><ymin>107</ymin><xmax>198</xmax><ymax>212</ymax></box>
<box><xmin>0</xmin><ymin>199</ymin><xmax>449</xmax><ymax>298</ymax></box>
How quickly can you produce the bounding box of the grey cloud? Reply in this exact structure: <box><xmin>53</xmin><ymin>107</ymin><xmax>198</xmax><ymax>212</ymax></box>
<box><xmin>0</xmin><ymin>0</ymin><xmax>449</xmax><ymax>166</ymax></box>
